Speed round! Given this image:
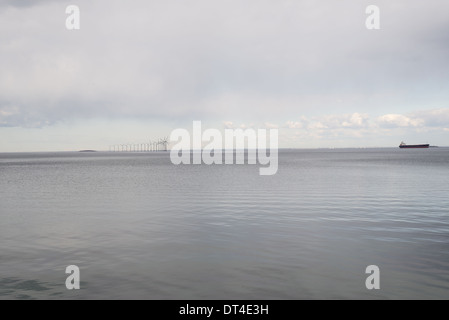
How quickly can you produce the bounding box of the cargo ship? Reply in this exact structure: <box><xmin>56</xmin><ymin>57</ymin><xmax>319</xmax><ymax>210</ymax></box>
<box><xmin>399</xmin><ymin>142</ymin><xmax>430</xmax><ymax>149</ymax></box>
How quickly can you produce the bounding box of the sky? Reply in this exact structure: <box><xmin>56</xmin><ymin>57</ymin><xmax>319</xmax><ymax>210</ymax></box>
<box><xmin>0</xmin><ymin>0</ymin><xmax>448</xmax><ymax>151</ymax></box>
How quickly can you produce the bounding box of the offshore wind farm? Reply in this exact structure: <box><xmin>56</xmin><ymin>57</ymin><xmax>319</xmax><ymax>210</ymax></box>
<box><xmin>109</xmin><ymin>137</ymin><xmax>169</xmax><ymax>152</ymax></box>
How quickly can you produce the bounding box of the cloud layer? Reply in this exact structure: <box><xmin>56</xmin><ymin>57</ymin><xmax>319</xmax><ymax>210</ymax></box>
<box><xmin>1</xmin><ymin>1</ymin><xmax>449</xmax><ymax>150</ymax></box>
<box><xmin>223</xmin><ymin>107</ymin><xmax>449</xmax><ymax>147</ymax></box>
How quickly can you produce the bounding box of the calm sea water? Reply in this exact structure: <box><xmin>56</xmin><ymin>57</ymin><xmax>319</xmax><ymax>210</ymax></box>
<box><xmin>1</xmin><ymin>149</ymin><xmax>449</xmax><ymax>300</ymax></box>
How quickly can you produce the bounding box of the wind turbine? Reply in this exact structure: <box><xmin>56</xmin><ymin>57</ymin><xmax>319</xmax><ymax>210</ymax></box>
<box><xmin>160</xmin><ymin>137</ymin><xmax>168</xmax><ymax>151</ymax></box>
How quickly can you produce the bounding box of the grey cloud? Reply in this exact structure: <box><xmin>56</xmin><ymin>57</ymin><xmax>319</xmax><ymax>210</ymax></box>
<box><xmin>1</xmin><ymin>0</ymin><xmax>449</xmax><ymax>128</ymax></box>
<box><xmin>0</xmin><ymin>0</ymin><xmax>63</xmax><ymax>8</ymax></box>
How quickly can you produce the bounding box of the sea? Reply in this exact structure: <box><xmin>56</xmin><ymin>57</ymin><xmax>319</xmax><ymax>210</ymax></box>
<box><xmin>1</xmin><ymin>148</ymin><xmax>448</xmax><ymax>300</ymax></box>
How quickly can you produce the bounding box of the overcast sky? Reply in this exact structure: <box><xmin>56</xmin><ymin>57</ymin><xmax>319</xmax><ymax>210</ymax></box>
<box><xmin>1</xmin><ymin>0</ymin><xmax>448</xmax><ymax>151</ymax></box>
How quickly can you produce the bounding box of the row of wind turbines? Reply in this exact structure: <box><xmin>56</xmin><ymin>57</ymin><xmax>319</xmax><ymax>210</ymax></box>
<box><xmin>109</xmin><ymin>137</ymin><xmax>169</xmax><ymax>152</ymax></box>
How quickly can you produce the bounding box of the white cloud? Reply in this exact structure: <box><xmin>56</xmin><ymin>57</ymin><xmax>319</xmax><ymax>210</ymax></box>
<box><xmin>264</xmin><ymin>122</ymin><xmax>278</xmax><ymax>129</ymax></box>
<box><xmin>285</xmin><ymin>113</ymin><xmax>370</xmax><ymax>131</ymax></box>
<box><xmin>342</xmin><ymin>113</ymin><xmax>369</xmax><ymax>128</ymax></box>
<box><xmin>284</xmin><ymin>109</ymin><xmax>449</xmax><ymax>138</ymax></box>
<box><xmin>377</xmin><ymin>114</ymin><xmax>424</xmax><ymax>128</ymax></box>
<box><xmin>308</xmin><ymin>122</ymin><xmax>327</xmax><ymax>130</ymax></box>
<box><xmin>320</xmin><ymin>113</ymin><xmax>370</xmax><ymax>129</ymax></box>
<box><xmin>223</xmin><ymin>121</ymin><xmax>234</xmax><ymax>129</ymax></box>
<box><xmin>280</xmin><ymin>108</ymin><xmax>448</xmax><ymax>146</ymax></box>
<box><xmin>286</xmin><ymin>121</ymin><xmax>303</xmax><ymax>129</ymax></box>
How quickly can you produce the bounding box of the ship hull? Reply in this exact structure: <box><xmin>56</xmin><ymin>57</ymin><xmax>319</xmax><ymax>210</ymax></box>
<box><xmin>399</xmin><ymin>144</ymin><xmax>430</xmax><ymax>149</ymax></box>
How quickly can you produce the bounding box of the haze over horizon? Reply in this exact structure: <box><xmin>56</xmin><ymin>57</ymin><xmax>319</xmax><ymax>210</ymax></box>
<box><xmin>1</xmin><ymin>0</ymin><xmax>448</xmax><ymax>152</ymax></box>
